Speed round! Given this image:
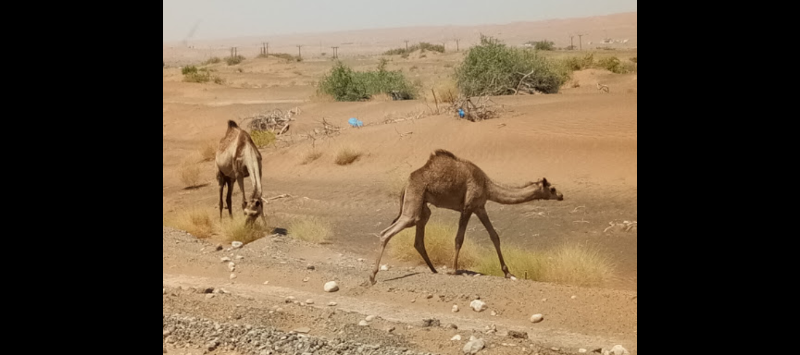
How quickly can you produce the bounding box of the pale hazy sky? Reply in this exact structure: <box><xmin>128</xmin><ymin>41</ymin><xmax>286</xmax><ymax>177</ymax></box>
<box><xmin>163</xmin><ymin>0</ymin><xmax>637</xmax><ymax>42</ymax></box>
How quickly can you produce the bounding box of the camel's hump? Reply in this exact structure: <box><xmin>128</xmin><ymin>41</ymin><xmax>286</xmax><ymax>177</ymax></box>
<box><xmin>432</xmin><ymin>149</ymin><xmax>457</xmax><ymax>159</ymax></box>
<box><xmin>227</xmin><ymin>120</ymin><xmax>238</xmax><ymax>129</ymax></box>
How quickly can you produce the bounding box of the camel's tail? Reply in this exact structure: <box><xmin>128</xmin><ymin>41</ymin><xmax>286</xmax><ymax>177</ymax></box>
<box><xmin>227</xmin><ymin>120</ymin><xmax>238</xmax><ymax>129</ymax></box>
<box><xmin>391</xmin><ymin>186</ymin><xmax>406</xmax><ymax>224</ymax></box>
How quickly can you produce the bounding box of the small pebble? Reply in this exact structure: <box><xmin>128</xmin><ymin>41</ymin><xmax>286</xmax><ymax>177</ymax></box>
<box><xmin>327</xmin><ymin>302</ymin><xmax>337</xmax><ymax>306</ymax></box>
<box><xmin>358</xmin><ymin>320</ymin><xmax>368</xmax><ymax>326</ymax></box>
<box><xmin>452</xmin><ymin>305</ymin><xmax>459</xmax><ymax>312</ymax></box>
<box><xmin>365</xmin><ymin>315</ymin><xmax>376</xmax><ymax>321</ymax></box>
<box><xmin>229</xmin><ymin>273</ymin><xmax>236</xmax><ymax>279</ymax></box>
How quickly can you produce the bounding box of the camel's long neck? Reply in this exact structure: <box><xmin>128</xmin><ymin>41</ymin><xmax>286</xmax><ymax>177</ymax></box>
<box><xmin>244</xmin><ymin>147</ymin><xmax>263</xmax><ymax>199</ymax></box>
<box><xmin>486</xmin><ymin>180</ymin><xmax>542</xmax><ymax>204</ymax></box>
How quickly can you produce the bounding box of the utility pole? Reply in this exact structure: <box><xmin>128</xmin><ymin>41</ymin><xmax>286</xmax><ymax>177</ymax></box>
<box><xmin>331</xmin><ymin>46</ymin><xmax>338</xmax><ymax>59</ymax></box>
<box><xmin>404</xmin><ymin>40</ymin><xmax>409</xmax><ymax>51</ymax></box>
<box><xmin>455</xmin><ymin>39</ymin><xmax>460</xmax><ymax>52</ymax></box>
<box><xmin>297</xmin><ymin>45</ymin><xmax>303</xmax><ymax>59</ymax></box>
<box><xmin>569</xmin><ymin>35</ymin><xmax>574</xmax><ymax>50</ymax></box>
<box><xmin>577</xmin><ymin>34</ymin><xmax>586</xmax><ymax>51</ymax></box>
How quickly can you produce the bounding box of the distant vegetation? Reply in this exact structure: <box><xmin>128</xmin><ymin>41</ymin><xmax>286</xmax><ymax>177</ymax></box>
<box><xmin>454</xmin><ymin>35</ymin><xmax>568</xmax><ymax>96</ymax></box>
<box><xmin>384</xmin><ymin>42</ymin><xmax>445</xmax><ymax>56</ymax></box>
<box><xmin>258</xmin><ymin>53</ymin><xmax>302</xmax><ymax>62</ymax></box>
<box><xmin>526</xmin><ymin>40</ymin><xmax>555</xmax><ymax>51</ymax></box>
<box><xmin>225</xmin><ymin>55</ymin><xmax>245</xmax><ymax>65</ymax></box>
<box><xmin>317</xmin><ymin>59</ymin><xmax>418</xmax><ymax>101</ymax></box>
<box><xmin>181</xmin><ymin>66</ymin><xmax>224</xmax><ymax>84</ymax></box>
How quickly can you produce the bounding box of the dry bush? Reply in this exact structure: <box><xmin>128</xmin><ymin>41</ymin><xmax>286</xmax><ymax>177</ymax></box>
<box><xmin>427</xmin><ymin>79</ymin><xmax>459</xmax><ymax>104</ymax></box>
<box><xmin>163</xmin><ymin>208</ymin><xmax>215</xmax><ymax>239</ymax></box>
<box><xmin>300</xmin><ymin>150</ymin><xmax>323</xmax><ymax>165</ymax></box>
<box><xmin>178</xmin><ymin>161</ymin><xmax>202</xmax><ymax>188</ymax></box>
<box><xmin>473</xmin><ymin>243</ymin><xmax>615</xmax><ymax>287</ymax></box>
<box><xmin>334</xmin><ymin>146</ymin><xmax>362</xmax><ymax>165</ymax></box>
<box><xmin>288</xmin><ymin>218</ymin><xmax>332</xmax><ymax>243</ymax></box>
<box><xmin>219</xmin><ymin>214</ymin><xmax>270</xmax><ymax>244</ymax></box>
<box><xmin>199</xmin><ymin>141</ymin><xmax>217</xmax><ymax>161</ymax></box>
<box><xmin>388</xmin><ymin>221</ymin><xmax>480</xmax><ymax>268</ymax></box>
<box><xmin>369</xmin><ymin>93</ymin><xmax>393</xmax><ymax>101</ymax></box>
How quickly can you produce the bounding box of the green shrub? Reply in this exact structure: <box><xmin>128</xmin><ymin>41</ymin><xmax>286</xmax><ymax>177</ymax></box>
<box><xmin>597</xmin><ymin>56</ymin><xmax>633</xmax><ymax>74</ymax></box>
<box><xmin>384</xmin><ymin>42</ymin><xmax>445</xmax><ymax>56</ymax></box>
<box><xmin>454</xmin><ymin>35</ymin><xmax>569</xmax><ymax>96</ymax></box>
<box><xmin>527</xmin><ymin>40</ymin><xmax>554</xmax><ymax>51</ymax></box>
<box><xmin>205</xmin><ymin>57</ymin><xmax>221</xmax><ymax>64</ymax></box>
<box><xmin>226</xmin><ymin>55</ymin><xmax>245</xmax><ymax>65</ymax></box>
<box><xmin>250</xmin><ymin>130</ymin><xmax>276</xmax><ymax>147</ymax></box>
<box><xmin>317</xmin><ymin>59</ymin><xmax>418</xmax><ymax>101</ymax></box>
<box><xmin>562</xmin><ymin>53</ymin><xmax>595</xmax><ymax>71</ymax></box>
<box><xmin>181</xmin><ymin>65</ymin><xmax>223</xmax><ymax>84</ymax></box>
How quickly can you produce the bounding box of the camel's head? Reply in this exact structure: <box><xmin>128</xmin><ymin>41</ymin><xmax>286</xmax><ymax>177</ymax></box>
<box><xmin>243</xmin><ymin>198</ymin><xmax>264</xmax><ymax>225</ymax></box>
<box><xmin>537</xmin><ymin>178</ymin><xmax>564</xmax><ymax>201</ymax></box>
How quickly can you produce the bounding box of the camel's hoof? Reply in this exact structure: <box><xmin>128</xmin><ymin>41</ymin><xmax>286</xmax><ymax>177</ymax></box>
<box><xmin>506</xmin><ymin>274</ymin><xmax>518</xmax><ymax>281</ymax></box>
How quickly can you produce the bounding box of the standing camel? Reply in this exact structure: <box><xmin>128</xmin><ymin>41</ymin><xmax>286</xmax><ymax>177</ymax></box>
<box><xmin>369</xmin><ymin>149</ymin><xmax>564</xmax><ymax>285</ymax></box>
<box><xmin>215</xmin><ymin>120</ymin><xmax>267</xmax><ymax>226</ymax></box>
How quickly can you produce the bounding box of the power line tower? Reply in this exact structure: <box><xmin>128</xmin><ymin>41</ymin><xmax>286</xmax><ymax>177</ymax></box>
<box><xmin>569</xmin><ymin>34</ymin><xmax>574</xmax><ymax>50</ymax></box>
<box><xmin>331</xmin><ymin>46</ymin><xmax>339</xmax><ymax>59</ymax></box>
<box><xmin>577</xmin><ymin>33</ymin><xmax>587</xmax><ymax>51</ymax></box>
<box><xmin>404</xmin><ymin>40</ymin><xmax>409</xmax><ymax>51</ymax></box>
<box><xmin>297</xmin><ymin>45</ymin><xmax>303</xmax><ymax>59</ymax></box>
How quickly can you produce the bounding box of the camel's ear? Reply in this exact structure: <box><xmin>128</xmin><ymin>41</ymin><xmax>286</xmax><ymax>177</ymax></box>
<box><xmin>541</xmin><ymin>178</ymin><xmax>550</xmax><ymax>187</ymax></box>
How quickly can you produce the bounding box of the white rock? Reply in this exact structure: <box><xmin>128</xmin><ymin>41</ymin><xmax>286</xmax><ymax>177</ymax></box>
<box><xmin>228</xmin><ymin>262</ymin><xmax>236</xmax><ymax>271</ymax></box>
<box><xmin>610</xmin><ymin>345</ymin><xmax>629</xmax><ymax>355</ymax></box>
<box><xmin>462</xmin><ymin>336</ymin><xmax>485</xmax><ymax>354</ymax></box>
<box><xmin>163</xmin><ymin>288</ymin><xmax>166</xmax><ymax>295</ymax></box>
<box><xmin>578</xmin><ymin>349</ymin><xmax>587</xmax><ymax>353</ymax></box>
<box><xmin>530</xmin><ymin>314</ymin><xmax>544</xmax><ymax>323</ymax></box>
<box><xmin>327</xmin><ymin>302</ymin><xmax>337</xmax><ymax>306</ymax></box>
<box><xmin>229</xmin><ymin>273</ymin><xmax>236</xmax><ymax>279</ymax></box>
<box><xmin>380</xmin><ymin>264</ymin><xmax>389</xmax><ymax>271</ymax></box>
<box><xmin>357</xmin><ymin>258</ymin><xmax>364</xmax><ymax>262</ymax></box>
<box><xmin>452</xmin><ymin>305</ymin><xmax>459</xmax><ymax>313</ymax></box>
<box><xmin>470</xmin><ymin>300</ymin><xmax>487</xmax><ymax>312</ymax></box>
<box><xmin>324</xmin><ymin>281</ymin><xmax>339</xmax><ymax>292</ymax></box>
<box><xmin>365</xmin><ymin>315</ymin><xmax>376</xmax><ymax>321</ymax></box>
<box><xmin>263</xmin><ymin>281</ymin><xmax>269</xmax><ymax>285</ymax></box>
<box><xmin>232</xmin><ymin>241</ymin><xmax>243</xmax><ymax>248</ymax></box>
<box><xmin>490</xmin><ymin>311</ymin><xmax>497</xmax><ymax>316</ymax></box>
<box><xmin>571</xmin><ymin>295</ymin><xmax>577</xmax><ymax>299</ymax></box>
<box><xmin>221</xmin><ymin>257</ymin><xmax>231</xmax><ymax>262</ymax></box>
<box><xmin>358</xmin><ymin>320</ymin><xmax>369</xmax><ymax>326</ymax></box>
<box><xmin>451</xmin><ymin>334</ymin><xmax>462</xmax><ymax>341</ymax></box>
<box><xmin>303</xmin><ymin>277</ymin><xmax>310</xmax><ymax>282</ymax></box>
<box><xmin>235</xmin><ymin>255</ymin><xmax>244</xmax><ymax>260</ymax></box>
<box><xmin>285</xmin><ymin>296</ymin><xmax>295</xmax><ymax>303</ymax></box>
<box><xmin>305</xmin><ymin>299</ymin><xmax>314</xmax><ymax>304</ymax></box>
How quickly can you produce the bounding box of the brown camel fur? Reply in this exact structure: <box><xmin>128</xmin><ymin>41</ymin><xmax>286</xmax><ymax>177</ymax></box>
<box><xmin>215</xmin><ymin>120</ymin><xmax>267</xmax><ymax>226</ymax></box>
<box><xmin>369</xmin><ymin>149</ymin><xmax>564</xmax><ymax>285</ymax></box>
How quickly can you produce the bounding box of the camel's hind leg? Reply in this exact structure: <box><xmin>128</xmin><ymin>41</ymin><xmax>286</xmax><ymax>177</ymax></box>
<box><xmin>225</xmin><ymin>178</ymin><xmax>234</xmax><ymax>218</ymax></box>
<box><xmin>413</xmin><ymin>205</ymin><xmax>437</xmax><ymax>274</ymax></box>
<box><xmin>448</xmin><ymin>211</ymin><xmax>472</xmax><ymax>275</ymax></box>
<box><xmin>217</xmin><ymin>173</ymin><xmax>225</xmax><ymax>220</ymax></box>
<box><xmin>475</xmin><ymin>207</ymin><xmax>517</xmax><ymax>280</ymax></box>
<box><xmin>369</xmin><ymin>215</ymin><xmax>415</xmax><ymax>285</ymax></box>
<box><xmin>236</xmin><ymin>175</ymin><xmax>247</xmax><ymax>211</ymax></box>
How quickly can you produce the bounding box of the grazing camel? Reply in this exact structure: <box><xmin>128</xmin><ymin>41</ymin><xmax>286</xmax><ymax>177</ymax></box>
<box><xmin>369</xmin><ymin>149</ymin><xmax>564</xmax><ymax>285</ymax></box>
<box><xmin>215</xmin><ymin>120</ymin><xmax>267</xmax><ymax>226</ymax></box>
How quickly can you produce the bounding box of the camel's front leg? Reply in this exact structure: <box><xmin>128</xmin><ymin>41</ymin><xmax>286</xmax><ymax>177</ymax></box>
<box><xmin>236</xmin><ymin>176</ymin><xmax>247</xmax><ymax>211</ymax></box>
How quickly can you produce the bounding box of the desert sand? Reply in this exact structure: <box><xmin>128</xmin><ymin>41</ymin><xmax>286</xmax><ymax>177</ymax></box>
<box><xmin>163</xmin><ymin>11</ymin><xmax>637</xmax><ymax>355</ymax></box>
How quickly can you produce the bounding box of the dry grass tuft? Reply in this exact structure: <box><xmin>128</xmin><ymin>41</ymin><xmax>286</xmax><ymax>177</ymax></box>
<box><xmin>199</xmin><ymin>141</ymin><xmax>217</xmax><ymax>162</ymax></box>
<box><xmin>288</xmin><ymin>217</ymin><xmax>332</xmax><ymax>243</ymax></box>
<box><xmin>369</xmin><ymin>93</ymin><xmax>393</xmax><ymax>102</ymax></box>
<box><xmin>163</xmin><ymin>208</ymin><xmax>215</xmax><ymax>239</ymax></box>
<box><xmin>334</xmin><ymin>146</ymin><xmax>362</xmax><ymax>165</ymax></box>
<box><xmin>301</xmin><ymin>150</ymin><xmax>323</xmax><ymax>165</ymax></box>
<box><xmin>178</xmin><ymin>161</ymin><xmax>202</xmax><ymax>188</ymax></box>
<box><xmin>473</xmin><ymin>243</ymin><xmax>615</xmax><ymax>287</ymax></box>
<box><xmin>219</xmin><ymin>215</ymin><xmax>270</xmax><ymax>244</ymax></box>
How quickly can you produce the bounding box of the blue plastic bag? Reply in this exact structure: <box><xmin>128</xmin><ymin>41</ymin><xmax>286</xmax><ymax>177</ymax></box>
<box><xmin>348</xmin><ymin>117</ymin><xmax>364</xmax><ymax>128</ymax></box>
<box><xmin>458</xmin><ymin>108</ymin><xmax>465</xmax><ymax>118</ymax></box>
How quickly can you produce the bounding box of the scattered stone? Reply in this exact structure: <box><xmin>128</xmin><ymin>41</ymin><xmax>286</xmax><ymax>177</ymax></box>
<box><xmin>163</xmin><ymin>288</ymin><xmax>166</xmax><ymax>295</ymax></box>
<box><xmin>426</xmin><ymin>294</ymin><xmax>433</xmax><ymax>299</ymax></box>
<box><xmin>221</xmin><ymin>257</ymin><xmax>231</xmax><ymax>262</ymax></box>
<box><xmin>571</xmin><ymin>295</ymin><xmax>577</xmax><ymax>299</ymax></box>
<box><xmin>327</xmin><ymin>302</ymin><xmax>337</xmax><ymax>306</ymax></box>
<box><xmin>307</xmin><ymin>265</ymin><xmax>315</xmax><ymax>270</ymax></box>
<box><xmin>462</xmin><ymin>336</ymin><xmax>485</xmax><ymax>354</ymax></box>
<box><xmin>300</xmin><ymin>302</ymin><xmax>306</xmax><ymax>306</ymax></box>
<box><xmin>324</xmin><ymin>281</ymin><xmax>339</xmax><ymax>292</ymax></box>
<box><xmin>305</xmin><ymin>299</ymin><xmax>314</xmax><ymax>304</ymax></box>
<box><xmin>421</xmin><ymin>318</ymin><xmax>440</xmax><ymax>327</ymax></box>
<box><xmin>228</xmin><ymin>262</ymin><xmax>236</xmax><ymax>272</ymax></box>
<box><xmin>507</xmin><ymin>330</ymin><xmax>528</xmax><ymax>339</ymax></box>
<box><xmin>205</xmin><ymin>294</ymin><xmax>215</xmax><ymax>299</ymax></box>
<box><xmin>303</xmin><ymin>277</ymin><xmax>310</xmax><ymax>282</ymax></box>
<box><xmin>274</xmin><ymin>307</ymin><xmax>283</xmax><ymax>312</ymax></box>
<box><xmin>285</xmin><ymin>296</ymin><xmax>296</xmax><ymax>303</ymax></box>
<box><xmin>551</xmin><ymin>347</ymin><xmax>560</xmax><ymax>351</ymax></box>
<box><xmin>365</xmin><ymin>315</ymin><xmax>376</xmax><ymax>321</ymax></box>
<box><xmin>579</xmin><ymin>349</ymin><xmax>588</xmax><ymax>353</ymax></box>
<box><xmin>530</xmin><ymin>314</ymin><xmax>544</xmax><ymax>323</ymax></box>
<box><xmin>452</xmin><ymin>305</ymin><xmax>459</xmax><ymax>312</ymax></box>
<box><xmin>357</xmin><ymin>258</ymin><xmax>364</xmax><ymax>262</ymax></box>
<box><xmin>490</xmin><ymin>311</ymin><xmax>497</xmax><ymax>316</ymax></box>
<box><xmin>451</xmin><ymin>335</ymin><xmax>462</xmax><ymax>341</ymax></box>
<box><xmin>446</xmin><ymin>323</ymin><xmax>458</xmax><ymax>329</ymax></box>
<box><xmin>215</xmin><ymin>244</ymin><xmax>223</xmax><ymax>251</ymax></box>
<box><xmin>263</xmin><ymin>281</ymin><xmax>269</xmax><ymax>285</ymax></box>
<box><xmin>411</xmin><ymin>299</ymin><xmax>416</xmax><ymax>303</ymax></box>
<box><xmin>293</xmin><ymin>327</ymin><xmax>310</xmax><ymax>334</ymax></box>
<box><xmin>385</xmin><ymin>326</ymin><xmax>395</xmax><ymax>332</ymax></box>
<box><xmin>358</xmin><ymin>320</ymin><xmax>369</xmax><ymax>326</ymax></box>
<box><xmin>609</xmin><ymin>345</ymin><xmax>629</xmax><ymax>355</ymax></box>
<box><xmin>541</xmin><ymin>298</ymin><xmax>547</xmax><ymax>302</ymax></box>
<box><xmin>232</xmin><ymin>241</ymin><xmax>243</xmax><ymax>248</ymax></box>
<box><xmin>470</xmin><ymin>300</ymin><xmax>487</xmax><ymax>312</ymax></box>
<box><xmin>380</xmin><ymin>264</ymin><xmax>389</xmax><ymax>271</ymax></box>
<box><xmin>235</xmin><ymin>255</ymin><xmax>244</xmax><ymax>260</ymax></box>
<box><xmin>229</xmin><ymin>273</ymin><xmax>236</xmax><ymax>279</ymax></box>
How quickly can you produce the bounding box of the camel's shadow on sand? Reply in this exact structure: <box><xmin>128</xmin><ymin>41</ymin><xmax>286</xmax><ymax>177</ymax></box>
<box><xmin>382</xmin><ymin>269</ymin><xmax>482</xmax><ymax>282</ymax></box>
